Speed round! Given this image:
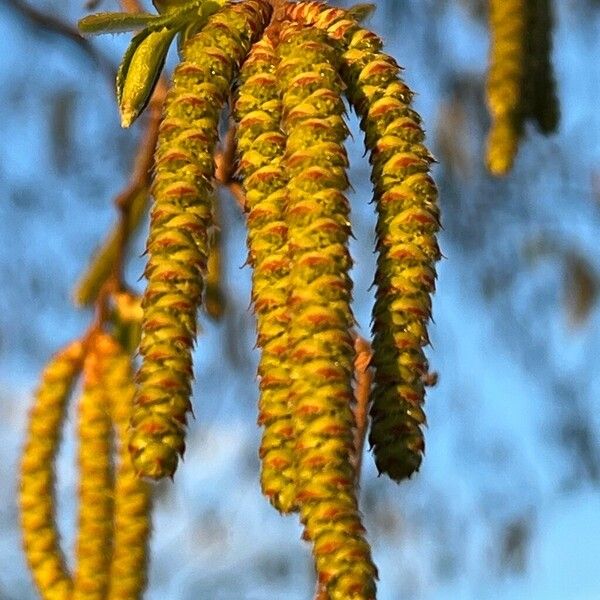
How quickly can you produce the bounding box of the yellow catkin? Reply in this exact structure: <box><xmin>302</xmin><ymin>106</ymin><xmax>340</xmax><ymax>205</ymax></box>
<box><xmin>277</xmin><ymin>20</ymin><xmax>377</xmax><ymax>600</ymax></box>
<box><xmin>485</xmin><ymin>0</ymin><xmax>527</xmax><ymax>175</ymax></box>
<box><xmin>234</xmin><ymin>32</ymin><xmax>297</xmax><ymax>513</ymax></box>
<box><xmin>286</xmin><ymin>1</ymin><xmax>439</xmax><ymax>486</ymax></box>
<box><xmin>73</xmin><ymin>332</ymin><xmax>114</xmax><ymax>600</ymax></box>
<box><xmin>106</xmin><ymin>337</ymin><xmax>152</xmax><ymax>600</ymax></box>
<box><xmin>131</xmin><ymin>0</ymin><xmax>272</xmax><ymax>480</ymax></box>
<box><xmin>19</xmin><ymin>340</ymin><xmax>85</xmax><ymax>600</ymax></box>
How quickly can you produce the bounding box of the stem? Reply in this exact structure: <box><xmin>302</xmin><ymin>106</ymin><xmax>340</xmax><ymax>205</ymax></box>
<box><xmin>215</xmin><ymin>121</ymin><xmax>247</xmax><ymax>210</ymax></box>
<box><xmin>353</xmin><ymin>334</ymin><xmax>373</xmax><ymax>485</ymax></box>
<box><xmin>5</xmin><ymin>0</ymin><xmax>114</xmax><ymax>80</ymax></box>
<box><xmin>89</xmin><ymin>0</ymin><xmax>167</xmax><ymax>327</ymax></box>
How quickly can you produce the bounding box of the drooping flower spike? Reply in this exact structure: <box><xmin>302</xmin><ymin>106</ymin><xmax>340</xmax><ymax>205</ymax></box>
<box><xmin>485</xmin><ymin>0</ymin><xmax>560</xmax><ymax>175</ymax></box>
<box><xmin>277</xmin><ymin>20</ymin><xmax>378</xmax><ymax>598</ymax></box>
<box><xmin>73</xmin><ymin>332</ymin><xmax>117</xmax><ymax>600</ymax></box>
<box><xmin>105</xmin><ymin>336</ymin><xmax>152</xmax><ymax>600</ymax></box>
<box><xmin>19</xmin><ymin>340</ymin><xmax>85</xmax><ymax>600</ymax></box>
<box><xmin>130</xmin><ymin>0</ymin><xmax>273</xmax><ymax>480</ymax></box>
<box><xmin>485</xmin><ymin>0</ymin><xmax>527</xmax><ymax>175</ymax></box>
<box><xmin>285</xmin><ymin>1</ymin><xmax>440</xmax><ymax>484</ymax></box>
<box><xmin>234</xmin><ymin>32</ymin><xmax>297</xmax><ymax>513</ymax></box>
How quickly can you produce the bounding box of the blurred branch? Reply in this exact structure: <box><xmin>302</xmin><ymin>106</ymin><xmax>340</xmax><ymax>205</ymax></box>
<box><xmin>76</xmin><ymin>75</ymin><xmax>167</xmax><ymax>307</ymax></box>
<box><xmin>120</xmin><ymin>0</ymin><xmax>144</xmax><ymax>12</ymax></box>
<box><xmin>4</xmin><ymin>0</ymin><xmax>114</xmax><ymax>79</ymax></box>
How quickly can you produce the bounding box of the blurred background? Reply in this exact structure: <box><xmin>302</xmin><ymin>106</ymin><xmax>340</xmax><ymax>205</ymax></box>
<box><xmin>2</xmin><ymin>0</ymin><xmax>600</xmax><ymax>598</ymax></box>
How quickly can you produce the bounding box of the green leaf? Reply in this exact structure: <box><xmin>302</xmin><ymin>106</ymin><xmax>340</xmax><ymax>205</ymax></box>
<box><xmin>78</xmin><ymin>12</ymin><xmax>167</xmax><ymax>35</ymax></box>
<box><xmin>116</xmin><ymin>28</ymin><xmax>153</xmax><ymax>111</ymax></box>
<box><xmin>118</xmin><ymin>27</ymin><xmax>177</xmax><ymax>127</ymax></box>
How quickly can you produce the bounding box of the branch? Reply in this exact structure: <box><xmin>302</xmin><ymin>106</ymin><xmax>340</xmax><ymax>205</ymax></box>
<box><xmin>4</xmin><ymin>0</ymin><xmax>114</xmax><ymax>80</ymax></box>
<box><xmin>85</xmin><ymin>0</ymin><xmax>168</xmax><ymax>327</ymax></box>
<box><xmin>214</xmin><ymin>122</ymin><xmax>247</xmax><ymax>210</ymax></box>
<box><xmin>119</xmin><ymin>0</ymin><xmax>144</xmax><ymax>12</ymax></box>
<box><xmin>112</xmin><ymin>76</ymin><xmax>168</xmax><ymax>281</ymax></box>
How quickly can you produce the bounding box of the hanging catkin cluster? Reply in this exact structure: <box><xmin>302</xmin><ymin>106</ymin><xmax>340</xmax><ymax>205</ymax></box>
<box><xmin>19</xmin><ymin>327</ymin><xmax>151</xmax><ymax>600</ymax></box>
<box><xmin>21</xmin><ymin>1</ymin><xmax>444</xmax><ymax>598</ymax></box>
<box><xmin>485</xmin><ymin>0</ymin><xmax>559</xmax><ymax>175</ymax></box>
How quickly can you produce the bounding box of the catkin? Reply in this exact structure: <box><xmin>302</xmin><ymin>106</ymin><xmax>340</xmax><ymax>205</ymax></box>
<box><xmin>106</xmin><ymin>337</ymin><xmax>152</xmax><ymax>600</ymax></box>
<box><xmin>235</xmin><ymin>32</ymin><xmax>297</xmax><ymax>513</ymax></box>
<box><xmin>131</xmin><ymin>0</ymin><xmax>273</xmax><ymax>480</ymax></box>
<box><xmin>19</xmin><ymin>340</ymin><xmax>84</xmax><ymax>600</ymax></box>
<box><xmin>485</xmin><ymin>0</ymin><xmax>527</xmax><ymax>175</ymax></box>
<box><xmin>278</xmin><ymin>21</ymin><xmax>377</xmax><ymax>599</ymax></box>
<box><xmin>73</xmin><ymin>333</ymin><xmax>114</xmax><ymax>600</ymax></box>
<box><xmin>286</xmin><ymin>1</ymin><xmax>440</xmax><ymax>484</ymax></box>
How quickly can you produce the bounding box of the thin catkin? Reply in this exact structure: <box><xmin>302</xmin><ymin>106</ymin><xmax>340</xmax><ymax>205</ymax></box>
<box><xmin>278</xmin><ymin>20</ymin><xmax>377</xmax><ymax>599</ymax></box>
<box><xmin>106</xmin><ymin>337</ymin><xmax>152</xmax><ymax>600</ymax></box>
<box><xmin>285</xmin><ymin>1</ymin><xmax>440</xmax><ymax>485</ymax></box>
<box><xmin>73</xmin><ymin>333</ymin><xmax>114</xmax><ymax>600</ymax></box>
<box><xmin>19</xmin><ymin>340</ymin><xmax>84</xmax><ymax>600</ymax></box>
<box><xmin>485</xmin><ymin>0</ymin><xmax>527</xmax><ymax>175</ymax></box>
<box><xmin>131</xmin><ymin>0</ymin><xmax>273</xmax><ymax>480</ymax></box>
<box><xmin>235</xmin><ymin>33</ymin><xmax>297</xmax><ymax>513</ymax></box>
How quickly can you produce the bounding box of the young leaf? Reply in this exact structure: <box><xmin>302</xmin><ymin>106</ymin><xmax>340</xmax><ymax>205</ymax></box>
<box><xmin>119</xmin><ymin>27</ymin><xmax>177</xmax><ymax>128</ymax></box>
<box><xmin>78</xmin><ymin>12</ymin><xmax>167</xmax><ymax>35</ymax></box>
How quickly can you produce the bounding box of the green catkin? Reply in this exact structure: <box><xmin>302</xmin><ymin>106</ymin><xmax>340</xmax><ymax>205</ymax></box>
<box><xmin>74</xmin><ymin>333</ymin><xmax>114</xmax><ymax>600</ymax></box>
<box><xmin>105</xmin><ymin>336</ymin><xmax>152</xmax><ymax>600</ymax></box>
<box><xmin>130</xmin><ymin>0</ymin><xmax>272</xmax><ymax>480</ymax></box>
<box><xmin>485</xmin><ymin>0</ymin><xmax>527</xmax><ymax>175</ymax></box>
<box><xmin>234</xmin><ymin>34</ymin><xmax>297</xmax><ymax>513</ymax></box>
<box><xmin>526</xmin><ymin>0</ymin><xmax>559</xmax><ymax>134</ymax></box>
<box><xmin>277</xmin><ymin>20</ymin><xmax>377</xmax><ymax>599</ymax></box>
<box><xmin>19</xmin><ymin>340</ymin><xmax>85</xmax><ymax>600</ymax></box>
<box><xmin>286</xmin><ymin>1</ymin><xmax>440</xmax><ymax>484</ymax></box>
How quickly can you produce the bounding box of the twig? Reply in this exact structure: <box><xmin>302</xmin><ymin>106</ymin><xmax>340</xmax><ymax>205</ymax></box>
<box><xmin>353</xmin><ymin>334</ymin><xmax>373</xmax><ymax>485</ymax></box>
<box><xmin>88</xmin><ymin>0</ymin><xmax>168</xmax><ymax>326</ymax></box>
<box><xmin>84</xmin><ymin>0</ymin><xmax>104</xmax><ymax>10</ymax></box>
<box><xmin>109</xmin><ymin>1</ymin><xmax>166</xmax><ymax>277</ymax></box>
<box><xmin>120</xmin><ymin>0</ymin><xmax>144</xmax><ymax>12</ymax></box>
<box><xmin>214</xmin><ymin>122</ymin><xmax>247</xmax><ymax>210</ymax></box>
<box><xmin>4</xmin><ymin>0</ymin><xmax>114</xmax><ymax>80</ymax></box>
<box><xmin>112</xmin><ymin>77</ymin><xmax>167</xmax><ymax>281</ymax></box>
